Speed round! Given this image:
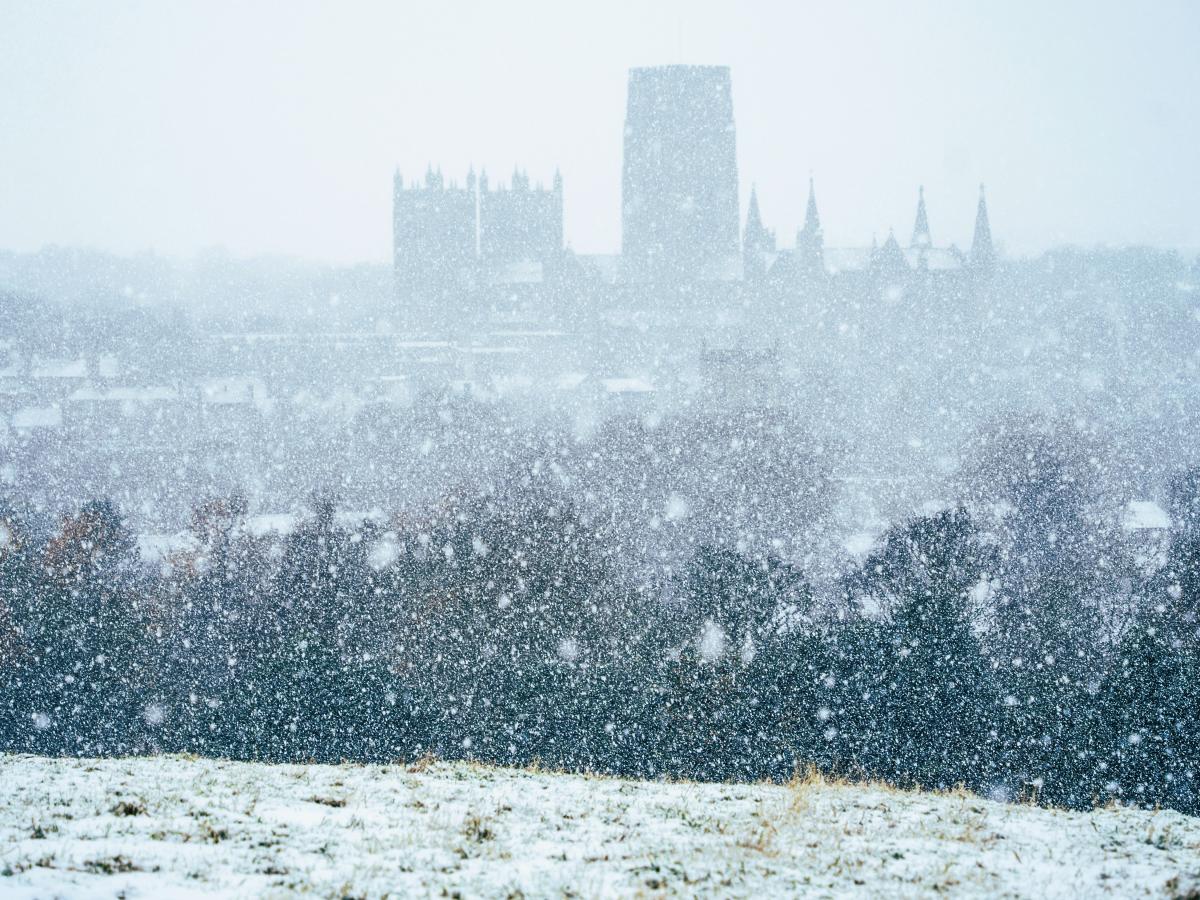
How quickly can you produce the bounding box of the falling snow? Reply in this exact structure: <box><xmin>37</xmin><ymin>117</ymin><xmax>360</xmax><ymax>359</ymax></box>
<box><xmin>3</xmin><ymin>22</ymin><xmax>1200</xmax><ymax>899</ymax></box>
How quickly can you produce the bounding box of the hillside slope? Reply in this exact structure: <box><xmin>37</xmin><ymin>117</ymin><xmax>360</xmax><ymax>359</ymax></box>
<box><xmin>1</xmin><ymin>754</ymin><xmax>1197</xmax><ymax>898</ymax></box>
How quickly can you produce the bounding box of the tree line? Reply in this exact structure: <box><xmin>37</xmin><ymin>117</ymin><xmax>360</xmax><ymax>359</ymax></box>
<box><xmin>1</xmin><ymin>424</ymin><xmax>1198</xmax><ymax>817</ymax></box>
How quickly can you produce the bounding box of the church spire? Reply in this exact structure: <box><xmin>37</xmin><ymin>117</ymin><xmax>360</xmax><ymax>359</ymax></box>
<box><xmin>911</xmin><ymin>185</ymin><xmax>931</xmax><ymax>248</ymax></box>
<box><xmin>971</xmin><ymin>183</ymin><xmax>995</xmax><ymax>270</ymax></box>
<box><xmin>745</xmin><ymin>185</ymin><xmax>765</xmax><ymax>242</ymax></box>
<box><xmin>796</xmin><ymin>176</ymin><xmax>825</xmax><ymax>281</ymax></box>
<box><xmin>872</xmin><ymin>227</ymin><xmax>908</xmax><ymax>280</ymax></box>
<box><xmin>802</xmin><ymin>175</ymin><xmax>821</xmax><ymax>238</ymax></box>
<box><xmin>743</xmin><ymin>184</ymin><xmax>774</xmax><ymax>281</ymax></box>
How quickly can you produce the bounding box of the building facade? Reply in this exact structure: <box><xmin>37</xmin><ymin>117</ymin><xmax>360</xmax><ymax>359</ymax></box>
<box><xmin>621</xmin><ymin>65</ymin><xmax>741</xmax><ymax>283</ymax></box>
<box><xmin>392</xmin><ymin>65</ymin><xmax>1000</xmax><ymax>325</ymax></box>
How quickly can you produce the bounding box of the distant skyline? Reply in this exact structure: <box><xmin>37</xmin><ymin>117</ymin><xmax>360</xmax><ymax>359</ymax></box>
<box><xmin>2</xmin><ymin>0</ymin><xmax>1198</xmax><ymax>264</ymax></box>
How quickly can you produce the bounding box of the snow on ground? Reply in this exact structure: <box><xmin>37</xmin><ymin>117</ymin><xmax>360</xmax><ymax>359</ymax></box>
<box><xmin>1</xmin><ymin>754</ymin><xmax>1198</xmax><ymax>898</ymax></box>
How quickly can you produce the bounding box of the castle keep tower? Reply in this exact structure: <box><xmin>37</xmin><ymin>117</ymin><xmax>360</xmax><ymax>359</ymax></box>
<box><xmin>621</xmin><ymin>65</ymin><xmax>740</xmax><ymax>282</ymax></box>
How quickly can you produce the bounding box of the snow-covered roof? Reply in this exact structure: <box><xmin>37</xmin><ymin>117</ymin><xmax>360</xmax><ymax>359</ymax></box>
<box><xmin>1123</xmin><ymin>500</ymin><xmax>1171</xmax><ymax>531</ymax></box>
<box><xmin>460</xmin><ymin>346</ymin><xmax>523</xmax><ymax>356</ymax></box>
<box><xmin>490</xmin><ymin>374</ymin><xmax>535</xmax><ymax>395</ymax></box>
<box><xmin>810</xmin><ymin>246</ymin><xmax>965</xmax><ymax>274</ymax></box>
<box><xmin>905</xmin><ymin>247</ymin><xmax>965</xmax><ymax>271</ymax></box>
<box><xmin>30</xmin><ymin>357</ymin><xmax>87</xmax><ymax>378</ymax></box>
<box><xmin>68</xmin><ymin>385</ymin><xmax>179</xmax><ymax>403</ymax></box>
<box><xmin>555</xmin><ymin>371</ymin><xmax>589</xmax><ymax>390</ymax></box>
<box><xmin>821</xmin><ymin>248</ymin><xmax>871</xmax><ymax>274</ymax></box>
<box><xmin>11</xmin><ymin>405</ymin><xmax>62</xmax><ymax>429</ymax></box>
<box><xmin>488</xmin><ymin>260</ymin><xmax>544</xmax><ymax>285</ymax></box>
<box><xmin>66</xmin><ymin>385</ymin><xmax>104</xmax><ymax>402</ymax></box>
<box><xmin>578</xmin><ymin>251</ymin><xmax>743</xmax><ymax>283</ymax></box>
<box><xmin>602</xmin><ymin>377</ymin><xmax>655</xmax><ymax>395</ymax></box>
<box><xmin>108</xmin><ymin>386</ymin><xmax>178</xmax><ymax>402</ymax></box>
<box><xmin>97</xmin><ymin>355</ymin><xmax>120</xmax><ymax>378</ymax></box>
<box><xmin>489</xmin><ymin>330</ymin><xmax>569</xmax><ymax>339</ymax></box>
<box><xmin>246</xmin><ymin>513</ymin><xmax>298</xmax><ymax>537</ymax></box>
<box><xmin>137</xmin><ymin>531</ymin><xmax>199</xmax><ymax>563</ymax></box>
<box><xmin>578</xmin><ymin>254</ymin><xmax>622</xmax><ymax>283</ymax></box>
<box><xmin>202</xmin><ymin>377</ymin><xmax>269</xmax><ymax>406</ymax></box>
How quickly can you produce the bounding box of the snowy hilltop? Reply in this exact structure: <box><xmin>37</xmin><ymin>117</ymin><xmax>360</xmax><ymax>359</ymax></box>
<box><xmin>1</xmin><ymin>754</ymin><xmax>1198</xmax><ymax>898</ymax></box>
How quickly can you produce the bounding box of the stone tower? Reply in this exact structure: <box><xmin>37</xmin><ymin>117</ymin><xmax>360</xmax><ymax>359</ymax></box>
<box><xmin>392</xmin><ymin>167</ymin><xmax>477</xmax><ymax>317</ymax></box>
<box><xmin>621</xmin><ymin>65</ymin><xmax>740</xmax><ymax>283</ymax></box>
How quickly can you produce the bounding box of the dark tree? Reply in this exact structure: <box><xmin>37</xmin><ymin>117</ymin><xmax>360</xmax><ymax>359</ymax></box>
<box><xmin>843</xmin><ymin>508</ymin><xmax>999</xmax><ymax>790</ymax></box>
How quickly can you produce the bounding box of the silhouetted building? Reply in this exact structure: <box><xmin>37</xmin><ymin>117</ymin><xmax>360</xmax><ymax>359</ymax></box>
<box><xmin>971</xmin><ymin>184</ymin><xmax>996</xmax><ymax>273</ymax></box>
<box><xmin>872</xmin><ymin>230</ymin><xmax>910</xmax><ymax>281</ymax></box>
<box><xmin>392</xmin><ymin>65</ymin><xmax>1003</xmax><ymax>324</ymax></box>
<box><xmin>795</xmin><ymin>177</ymin><xmax>825</xmax><ymax>281</ymax></box>
<box><xmin>393</xmin><ymin>165</ymin><xmax>565</xmax><ymax>323</ymax></box>
<box><xmin>911</xmin><ymin>185</ymin><xmax>932</xmax><ymax>249</ymax></box>
<box><xmin>742</xmin><ymin>186</ymin><xmax>774</xmax><ymax>283</ymax></box>
<box><xmin>621</xmin><ymin>65</ymin><xmax>741</xmax><ymax>283</ymax></box>
<box><xmin>393</xmin><ymin>167</ymin><xmax>477</xmax><ymax>318</ymax></box>
<box><xmin>479</xmin><ymin>168</ymin><xmax>564</xmax><ymax>274</ymax></box>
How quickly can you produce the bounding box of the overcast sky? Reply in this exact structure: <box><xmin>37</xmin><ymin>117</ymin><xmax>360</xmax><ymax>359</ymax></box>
<box><xmin>2</xmin><ymin>0</ymin><xmax>1198</xmax><ymax>263</ymax></box>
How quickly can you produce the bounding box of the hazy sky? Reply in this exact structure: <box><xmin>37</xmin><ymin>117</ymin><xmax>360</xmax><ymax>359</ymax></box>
<box><xmin>2</xmin><ymin>0</ymin><xmax>1198</xmax><ymax>263</ymax></box>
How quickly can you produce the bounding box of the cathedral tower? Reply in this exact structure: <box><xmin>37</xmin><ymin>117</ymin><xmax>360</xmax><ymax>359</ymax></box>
<box><xmin>392</xmin><ymin>167</ymin><xmax>477</xmax><ymax>318</ymax></box>
<box><xmin>478</xmin><ymin>167</ymin><xmax>563</xmax><ymax>271</ymax></box>
<box><xmin>621</xmin><ymin>65</ymin><xmax>740</xmax><ymax>282</ymax></box>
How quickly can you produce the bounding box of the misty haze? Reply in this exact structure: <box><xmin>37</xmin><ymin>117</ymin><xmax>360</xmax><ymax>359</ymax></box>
<box><xmin>2</xmin><ymin>3</ymin><xmax>1200</xmax><ymax>897</ymax></box>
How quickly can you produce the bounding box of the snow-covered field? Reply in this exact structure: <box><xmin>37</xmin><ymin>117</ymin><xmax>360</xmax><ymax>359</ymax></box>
<box><xmin>1</xmin><ymin>754</ymin><xmax>1198</xmax><ymax>898</ymax></box>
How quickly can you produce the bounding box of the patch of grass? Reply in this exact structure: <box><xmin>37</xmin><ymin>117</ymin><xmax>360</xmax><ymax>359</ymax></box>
<box><xmin>200</xmin><ymin>821</ymin><xmax>230</xmax><ymax>844</ymax></box>
<box><xmin>1164</xmin><ymin>875</ymin><xmax>1200</xmax><ymax>900</ymax></box>
<box><xmin>83</xmin><ymin>855</ymin><xmax>140</xmax><ymax>875</ymax></box>
<box><xmin>738</xmin><ymin>811</ymin><xmax>780</xmax><ymax>856</ymax></box>
<box><xmin>308</xmin><ymin>795</ymin><xmax>347</xmax><ymax>808</ymax></box>
<box><xmin>463</xmin><ymin>812</ymin><xmax>495</xmax><ymax>843</ymax></box>
<box><xmin>1146</xmin><ymin>823</ymin><xmax>1182</xmax><ymax>851</ymax></box>
<box><xmin>407</xmin><ymin>752</ymin><xmax>437</xmax><ymax>773</ymax></box>
<box><xmin>788</xmin><ymin>764</ymin><xmax>828</xmax><ymax>815</ymax></box>
<box><xmin>29</xmin><ymin>819</ymin><xmax>57</xmax><ymax>839</ymax></box>
<box><xmin>112</xmin><ymin>799</ymin><xmax>147</xmax><ymax>817</ymax></box>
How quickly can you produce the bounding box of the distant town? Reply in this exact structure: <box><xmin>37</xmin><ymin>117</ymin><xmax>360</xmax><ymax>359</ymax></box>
<box><xmin>1</xmin><ymin>65</ymin><xmax>1197</xmax><ymax>562</ymax></box>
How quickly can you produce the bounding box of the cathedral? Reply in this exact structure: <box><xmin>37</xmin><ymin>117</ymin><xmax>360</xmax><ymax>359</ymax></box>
<box><xmin>392</xmin><ymin>166</ymin><xmax>565</xmax><ymax>324</ymax></box>
<box><xmin>392</xmin><ymin>64</ymin><xmax>998</xmax><ymax>325</ymax></box>
<box><xmin>621</xmin><ymin>65</ymin><xmax>741</xmax><ymax>283</ymax></box>
<box><xmin>756</xmin><ymin>178</ymin><xmax>996</xmax><ymax>291</ymax></box>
